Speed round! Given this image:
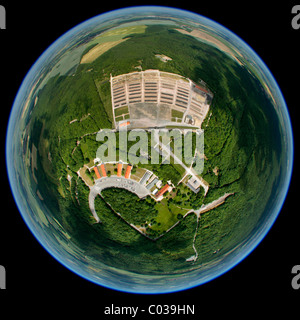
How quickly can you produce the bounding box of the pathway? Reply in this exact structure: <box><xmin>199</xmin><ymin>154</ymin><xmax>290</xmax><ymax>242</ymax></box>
<box><xmin>184</xmin><ymin>192</ymin><xmax>234</xmax><ymax>262</ymax></box>
<box><xmin>88</xmin><ymin>176</ymin><xmax>151</xmax><ymax>223</ymax></box>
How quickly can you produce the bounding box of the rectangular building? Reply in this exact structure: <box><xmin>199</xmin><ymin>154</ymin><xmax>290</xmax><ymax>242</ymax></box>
<box><xmin>117</xmin><ymin>162</ymin><xmax>123</xmax><ymax>177</ymax></box>
<box><xmin>139</xmin><ymin>171</ymin><xmax>152</xmax><ymax>185</ymax></box>
<box><xmin>146</xmin><ymin>177</ymin><xmax>158</xmax><ymax>190</ymax></box>
<box><xmin>125</xmin><ymin>164</ymin><xmax>132</xmax><ymax>179</ymax></box>
<box><xmin>119</xmin><ymin>121</ymin><xmax>131</xmax><ymax>128</ymax></box>
<box><xmin>100</xmin><ymin>164</ymin><xmax>107</xmax><ymax>177</ymax></box>
<box><xmin>93</xmin><ymin>166</ymin><xmax>101</xmax><ymax>179</ymax></box>
<box><xmin>155</xmin><ymin>183</ymin><xmax>170</xmax><ymax>198</ymax></box>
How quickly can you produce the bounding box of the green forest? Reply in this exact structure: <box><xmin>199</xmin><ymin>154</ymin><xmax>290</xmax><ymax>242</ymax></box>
<box><xmin>27</xmin><ymin>24</ymin><xmax>282</xmax><ymax>275</ymax></box>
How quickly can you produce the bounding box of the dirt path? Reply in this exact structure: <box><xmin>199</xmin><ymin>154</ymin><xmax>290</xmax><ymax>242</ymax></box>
<box><xmin>185</xmin><ymin>192</ymin><xmax>234</xmax><ymax>262</ymax></box>
<box><xmin>188</xmin><ymin>192</ymin><xmax>235</xmax><ymax>218</ymax></box>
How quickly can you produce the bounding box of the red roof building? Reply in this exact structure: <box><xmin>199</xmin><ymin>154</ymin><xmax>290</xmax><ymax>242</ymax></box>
<box><xmin>155</xmin><ymin>184</ymin><xmax>170</xmax><ymax>198</ymax></box>
<box><xmin>117</xmin><ymin>162</ymin><xmax>122</xmax><ymax>177</ymax></box>
<box><xmin>100</xmin><ymin>164</ymin><xmax>107</xmax><ymax>177</ymax></box>
<box><xmin>124</xmin><ymin>164</ymin><xmax>132</xmax><ymax>179</ymax></box>
<box><xmin>93</xmin><ymin>166</ymin><xmax>101</xmax><ymax>179</ymax></box>
<box><xmin>119</xmin><ymin>121</ymin><xmax>130</xmax><ymax>127</ymax></box>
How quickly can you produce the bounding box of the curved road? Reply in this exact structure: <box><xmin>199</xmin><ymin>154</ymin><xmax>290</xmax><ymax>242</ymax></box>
<box><xmin>89</xmin><ymin>176</ymin><xmax>151</xmax><ymax>223</ymax></box>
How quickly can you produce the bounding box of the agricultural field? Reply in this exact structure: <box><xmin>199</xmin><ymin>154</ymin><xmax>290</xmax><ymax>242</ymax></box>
<box><xmin>80</xmin><ymin>38</ymin><xmax>128</xmax><ymax>64</ymax></box>
<box><xmin>81</xmin><ymin>25</ymin><xmax>147</xmax><ymax>64</ymax></box>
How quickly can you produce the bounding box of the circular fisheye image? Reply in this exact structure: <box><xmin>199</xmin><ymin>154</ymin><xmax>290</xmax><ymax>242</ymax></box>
<box><xmin>6</xmin><ymin>6</ymin><xmax>293</xmax><ymax>293</ymax></box>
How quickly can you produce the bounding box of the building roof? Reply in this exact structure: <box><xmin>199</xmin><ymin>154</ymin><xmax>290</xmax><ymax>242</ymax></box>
<box><xmin>187</xmin><ymin>176</ymin><xmax>201</xmax><ymax>189</ymax></box>
<box><xmin>155</xmin><ymin>184</ymin><xmax>170</xmax><ymax>198</ymax></box>
<box><xmin>139</xmin><ymin>171</ymin><xmax>152</xmax><ymax>185</ymax></box>
<box><xmin>146</xmin><ymin>178</ymin><xmax>159</xmax><ymax>190</ymax></box>
<box><xmin>195</xmin><ymin>84</ymin><xmax>210</xmax><ymax>95</ymax></box>
<box><xmin>117</xmin><ymin>162</ymin><xmax>122</xmax><ymax>177</ymax></box>
<box><xmin>124</xmin><ymin>164</ymin><xmax>132</xmax><ymax>179</ymax></box>
<box><xmin>93</xmin><ymin>166</ymin><xmax>101</xmax><ymax>179</ymax></box>
<box><xmin>100</xmin><ymin>164</ymin><xmax>107</xmax><ymax>177</ymax></box>
<box><xmin>119</xmin><ymin>121</ymin><xmax>130</xmax><ymax>127</ymax></box>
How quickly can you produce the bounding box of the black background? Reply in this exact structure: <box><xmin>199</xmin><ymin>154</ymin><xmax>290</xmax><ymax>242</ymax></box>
<box><xmin>0</xmin><ymin>0</ymin><xmax>299</xmax><ymax>316</ymax></box>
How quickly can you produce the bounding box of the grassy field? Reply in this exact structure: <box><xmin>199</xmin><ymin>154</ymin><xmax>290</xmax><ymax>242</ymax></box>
<box><xmin>153</xmin><ymin>198</ymin><xmax>189</xmax><ymax>233</ymax></box>
<box><xmin>114</xmin><ymin>106</ymin><xmax>129</xmax><ymax>117</ymax></box>
<box><xmin>171</xmin><ymin>109</ymin><xmax>184</xmax><ymax>119</ymax></box>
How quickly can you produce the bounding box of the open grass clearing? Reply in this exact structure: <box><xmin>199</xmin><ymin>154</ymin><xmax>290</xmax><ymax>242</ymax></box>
<box><xmin>153</xmin><ymin>198</ymin><xmax>179</xmax><ymax>232</ymax></box>
<box><xmin>79</xmin><ymin>166</ymin><xmax>94</xmax><ymax>186</ymax></box>
<box><xmin>171</xmin><ymin>109</ymin><xmax>184</xmax><ymax>119</ymax></box>
<box><xmin>130</xmin><ymin>167</ymin><xmax>147</xmax><ymax>182</ymax></box>
<box><xmin>115</xmin><ymin>106</ymin><xmax>129</xmax><ymax>117</ymax></box>
<box><xmin>115</xmin><ymin>116</ymin><xmax>124</xmax><ymax>122</ymax></box>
